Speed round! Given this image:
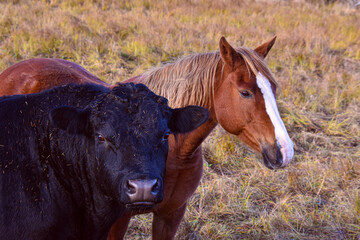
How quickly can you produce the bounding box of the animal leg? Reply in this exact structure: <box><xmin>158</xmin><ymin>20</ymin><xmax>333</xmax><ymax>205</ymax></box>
<box><xmin>107</xmin><ymin>212</ymin><xmax>132</xmax><ymax>240</ymax></box>
<box><xmin>152</xmin><ymin>203</ymin><xmax>187</xmax><ymax>240</ymax></box>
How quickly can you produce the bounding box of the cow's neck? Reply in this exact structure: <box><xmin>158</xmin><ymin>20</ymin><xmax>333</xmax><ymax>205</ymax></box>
<box><xmin>80</xmin><ymin>188</ymin><xmax>123</xmax><ymax>240</ymax></box>
<box><xmin>72</xmin><ymin>160</ymin><xmax>124</xmax><ymax>239</ymax></box>
<box><xmin>47</xmin><ymin>137</ymin><xmax>123</xmax><ymax>239</ymax></box>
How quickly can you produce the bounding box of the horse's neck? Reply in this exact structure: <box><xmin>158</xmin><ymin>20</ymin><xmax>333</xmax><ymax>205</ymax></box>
<box><xmin>122</xmin><ymin>75</ymin><xmax>144</xmax><ymax>84</ymax></box>
<box><xmin>171</xmin><ymin>62</ymin><xmax>222</xmax><ymax>155</ymax></box>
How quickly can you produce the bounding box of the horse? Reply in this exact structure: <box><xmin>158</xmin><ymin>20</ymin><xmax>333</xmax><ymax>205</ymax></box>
<box><xmin>0</xmin><ymin>36</ymin><xmax>294</xmax><ymax>239</ymax></box>
<box><xmin>0</xmin><ymin>58</ymin><xmax>110</xmax><ymax>96</ymax></box>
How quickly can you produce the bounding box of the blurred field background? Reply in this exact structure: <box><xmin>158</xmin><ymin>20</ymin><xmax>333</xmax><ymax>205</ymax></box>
<box><xmin>0</xmin><ymin>0</ymin><xmax>359</xmax><ymax>239</ymax></box>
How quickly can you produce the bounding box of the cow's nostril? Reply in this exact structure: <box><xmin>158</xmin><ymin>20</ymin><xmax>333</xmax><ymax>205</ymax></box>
<box><xmin>125</xmin><ymin>179</ymin><xmax>162</xmax><ymax>204</ymax></box>
<box><xmin>126</xmin><ymin>180</ymin><xmax>137</xmax><ymax>195</ymax></box>
<box><xmin>151</xmin><ymin>179</ymin><xmax>160</xmax><ymax>195</ymax></box>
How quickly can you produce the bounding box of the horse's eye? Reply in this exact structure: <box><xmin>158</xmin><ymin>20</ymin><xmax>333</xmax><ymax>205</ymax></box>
<box><xmin>163</xmin><ymin>131</ymin><xmax>171</xmax><ymax>140</ymax></box>
<box><xmin>97</xmin><ymin>134</ymin><xmax>105</xmax><ymax>142</ymax></box>
<box><xmin>239</xmin><ymin>90</ymin><xmax>253</xmax><ymax>99</ymax></box>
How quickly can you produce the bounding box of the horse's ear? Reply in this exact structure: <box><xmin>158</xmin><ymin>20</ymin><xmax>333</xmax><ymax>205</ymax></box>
<box><xmin>219</xmin><ymin>37</ymin><xmax>237</xmax><ymax>68</ymax></box>
<box><xmin>254</xmin><ymin>36</ymin><xmax>277</xmax><ymax>58</ymax></box>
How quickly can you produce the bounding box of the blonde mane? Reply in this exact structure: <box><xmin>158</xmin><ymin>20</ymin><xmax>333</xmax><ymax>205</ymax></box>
<box><xmin>141</xmin><ymin>47</ymin><xmax>279</xmax><ymax>108</ymax></box>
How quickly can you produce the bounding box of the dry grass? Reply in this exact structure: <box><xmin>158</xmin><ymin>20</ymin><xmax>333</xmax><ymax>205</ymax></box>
<box><xmin>0</xmin><ymin>0</ymin><xmax>359</xmax><ymax>239</ymax></box>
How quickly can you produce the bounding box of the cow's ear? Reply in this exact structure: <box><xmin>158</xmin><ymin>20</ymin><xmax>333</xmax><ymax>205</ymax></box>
<box><xmin>50</xmin><ymin>106</ymin><xmax>91</xmax><ymax>135</ymax></box>
<box><xmin>169</xmin><ymin>106</ymin><xmax>209</xmax><ymax>133</ymax></box>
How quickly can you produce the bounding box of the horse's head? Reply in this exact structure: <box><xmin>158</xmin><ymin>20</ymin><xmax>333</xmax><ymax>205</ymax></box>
<box><xmin>213</xmin><ymin>37</ymin><xmax>294</xmax><ymax>169</ymax></box>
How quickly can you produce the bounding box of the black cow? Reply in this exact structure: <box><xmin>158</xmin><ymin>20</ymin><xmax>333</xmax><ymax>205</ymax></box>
<box><xmin>0</xmin><ymin>83</ymin><xmax>209</xmax><ymax>240</ymax></box>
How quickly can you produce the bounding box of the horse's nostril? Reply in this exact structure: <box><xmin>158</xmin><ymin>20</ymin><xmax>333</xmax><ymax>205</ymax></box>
<box><xmin>276</xmin><ymin>147</ymin><xmax>283</xmax><ymax>166</ymax></box>
<box><xmin>261</xmin><ymin>143</ymin><xmax>284</xmax><ymax>170</ymax></box>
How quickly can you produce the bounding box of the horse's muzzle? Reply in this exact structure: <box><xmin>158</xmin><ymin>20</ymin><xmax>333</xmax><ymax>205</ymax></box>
<box><xmin>261</xmin><ymin>143</ymin><xmax>283</xmax><ymax>170</ymax></box>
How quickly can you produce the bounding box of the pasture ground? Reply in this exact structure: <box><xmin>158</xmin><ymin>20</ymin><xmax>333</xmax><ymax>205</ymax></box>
<box><xmin>0</xmin><ymin>0</ymin><xmax>359</xmax><ymax>239</ymax></box>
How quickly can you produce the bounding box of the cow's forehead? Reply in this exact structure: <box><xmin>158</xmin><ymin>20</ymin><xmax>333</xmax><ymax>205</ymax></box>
<box><xmin>88</xmin><ymin>83</ymin><xmax>173</xmax><ymax>138</ymax></box>
<box><xmin>98</xmin><ymin>95</ymin><xmax>171</xmax><ymax>117</ymax></box>
<box><xmin>92</xmin><ymin>95</ymin><xmax>171</xmax><ymax>133</ymax></box>
<box><xmin>110</xmin><ymin>83</ymin><xmax>168</xmax><ymax>104</ymax></box>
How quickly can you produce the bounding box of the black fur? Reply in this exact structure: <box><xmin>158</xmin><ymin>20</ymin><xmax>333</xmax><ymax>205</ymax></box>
<box><xmin>0</xmin><ymin>83</ymin><xmax>209</xmax><ymax>240</ymax></box>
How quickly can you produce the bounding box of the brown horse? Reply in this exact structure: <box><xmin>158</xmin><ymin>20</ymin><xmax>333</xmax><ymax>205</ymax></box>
<box><xmin>0</xmin><ymin>58</ymin><xmax>110</xmax><ymax>96</ymax></box>
<box><xmin>0</xmin><ymin>37</ymin><xmax>293</xmax><ymax>239</ymax></box>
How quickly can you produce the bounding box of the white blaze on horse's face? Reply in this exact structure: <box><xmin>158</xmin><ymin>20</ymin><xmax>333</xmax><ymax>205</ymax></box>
<box><xmin>256</xmin><ymin>72</ymin><xmax>294</xmax><ymax>167</ymax></box>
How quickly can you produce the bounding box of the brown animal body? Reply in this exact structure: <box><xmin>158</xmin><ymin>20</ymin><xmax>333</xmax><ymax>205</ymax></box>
<box><xmin>0</xmin><ymin>58</ymin><xmax>109</xmax><ymax>96</ymax></box>
<box><xmin>0</xmin><ymin>37</ymin><xmax>294</xmax><ymax>239</ymax></box>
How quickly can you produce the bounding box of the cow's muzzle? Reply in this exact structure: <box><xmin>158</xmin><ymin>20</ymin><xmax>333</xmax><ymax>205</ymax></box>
<box><xmin>124</xmin><ymin>178</ymin><xmax>163</xmax><ymax>206</ymax></box>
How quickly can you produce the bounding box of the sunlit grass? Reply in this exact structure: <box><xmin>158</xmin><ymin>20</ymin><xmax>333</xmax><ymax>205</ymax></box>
<box><xmin>0</xmin><ymin>0</ymin><xmax>359</xmax><ymax>239</ymax></box>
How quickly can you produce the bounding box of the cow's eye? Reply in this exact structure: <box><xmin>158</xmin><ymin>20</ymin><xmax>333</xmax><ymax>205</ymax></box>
<box><xmin>97</xmin><ymin>134</ymin><xmax>105</xmax><ymax>142</ymax></box>
<box><xmin>163</xmin><ymin>131</ymin><xmax>171</xmax><ymax>140</ymax></box>
<box><xmin>239</xmin><ymin>90</ymin><xmax>253</xmax><ymax>99</ymax></box>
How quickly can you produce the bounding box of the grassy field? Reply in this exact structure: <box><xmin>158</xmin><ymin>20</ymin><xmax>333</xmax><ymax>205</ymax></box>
<box><xmin>0</xmin><ymin>0</ymin><xmax>359</xmax><ymax>239</ymax></box>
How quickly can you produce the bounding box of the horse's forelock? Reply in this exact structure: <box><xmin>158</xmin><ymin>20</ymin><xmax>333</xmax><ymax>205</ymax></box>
<box><xmin>235</xmin><ymin>47</ymin><xmax>279</xmax><ymax>91</ymax></box>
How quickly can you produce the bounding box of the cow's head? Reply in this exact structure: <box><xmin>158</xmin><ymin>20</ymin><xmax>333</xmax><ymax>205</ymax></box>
<box><xmin>50</xmin><ymin>83</ymin><xmax>209</xmax><ymax>209</ymax></box>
